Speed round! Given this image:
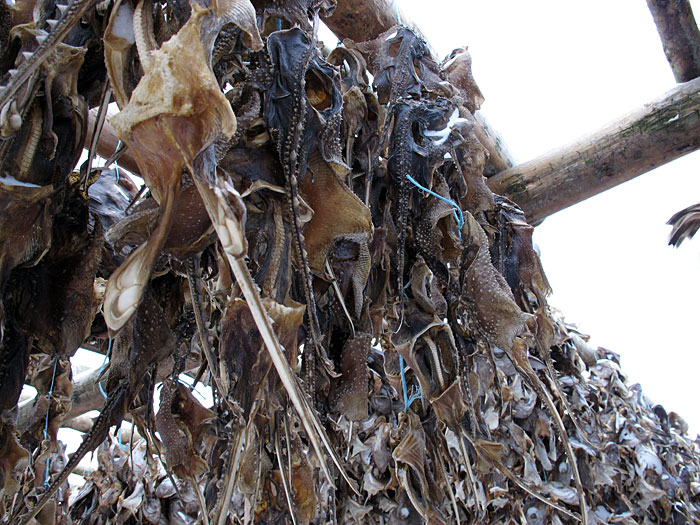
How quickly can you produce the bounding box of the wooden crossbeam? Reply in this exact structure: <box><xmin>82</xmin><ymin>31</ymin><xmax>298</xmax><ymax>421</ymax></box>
<box><xmin>84</xmin><ymin>110</ymin><xmax>140</xmax><ymax>176</ymax></box>
<box><xmin>16</xmin><ymin>357</ymin><xmax>199</xmax><ymax>431</ymax></box>
<box><xmin>647</xmin><ymin>0</ymin><xmax>700</xmax><ymax>82</ymax></box>
<box><xmin>487</xmin><ymin>77</ymin><xmax>700</xmax><ymax>225</ymax></box>
<box><xmin>324</xmin><ymin>0</ymin><xmax>423</xmax><ymax>47</ymax></box>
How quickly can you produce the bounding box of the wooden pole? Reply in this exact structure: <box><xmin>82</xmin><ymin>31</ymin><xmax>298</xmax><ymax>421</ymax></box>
<box><xmin>323</xmin><ymin>0</ymin><xmax>417</xmax><ymax>45</ymax></box>
<box><xmin>487</xmin><ymin>77</ymin><xmax>700</xmax><ymax>225</ymax></box>
<box><xmin>474</xmin><ymin>111</ymin><xmax>515</xmax><ymax>175</ymax></box>
<box><xmin>84</xmin><ymin>110</ymin><xmax>140</xmax><ymax>176</ymax></box>
<box><xmin>647</xmin><ymin>0</ymin><xmax>700</xmax><ymax>82</ymax></box>
<box><xmin>16</xmin><ymin>358</ymin><xmax>200</xmax><ymax>431</ymax></box>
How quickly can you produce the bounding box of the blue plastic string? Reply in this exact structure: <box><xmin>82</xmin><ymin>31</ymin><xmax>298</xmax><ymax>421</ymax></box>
<box><xmin>399</xmin><ymin>355</ymin><xmax>409</xmax><ymax>409</ymax></box>
<box><xmin>276</xmin><ymin>18</ymin><xmax>282</xmax><ymax>31</ymax></box>
<box><xmin>393</xmin><ymin>0</ymin><xmax>403</xmax><ymax>26</ymax></box>
<box><xmin>95</xmin><ymin>339</ymin><xmax>126</xmax><ymax>450</ymax></box>
<box><xmin>406</xmin><ymin>173</ymin><xmax>464</xmax><ymax>240</ymax></box>
<box><xmin>399</xmin><ymin>355</ymin><xmax>421</xmax><ymax>411</ymax></box>
<box><xmin>43</xmin><ymin>358</ymin><xmax>59</xmax><ymax>486</ymax></box>
<box><xmin>114</xmin><ymin>141</ymin><xmax>122</xmax><ymax>183</ymax></box>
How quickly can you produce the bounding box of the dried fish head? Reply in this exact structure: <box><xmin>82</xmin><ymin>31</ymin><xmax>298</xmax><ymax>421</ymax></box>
<box><xmin>103</xmin><ymin>0</ymin><xmax>259</xmax><ymax>331</ymax></box>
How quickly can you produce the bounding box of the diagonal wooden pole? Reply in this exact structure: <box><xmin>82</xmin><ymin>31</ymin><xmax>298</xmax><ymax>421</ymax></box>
<box><xmin>487</xmin><ymin>77</ymin><xmax>700</xmax><ymax>225</ymax></box>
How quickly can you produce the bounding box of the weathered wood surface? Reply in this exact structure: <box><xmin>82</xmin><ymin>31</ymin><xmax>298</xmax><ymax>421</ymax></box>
<box><xmin>647</xmin><ymin>0</ymin><xmax>700</xmax><ymax>82</ymax></box>
<box><xmin>475</xmin><ymin>111</ymin><xmax>515</xmax><ymax>175</ymax></box>
<box><xmin>487</xmin><ymin>76</ymin><xmax>700</xmax><ymax>225</ymax></box>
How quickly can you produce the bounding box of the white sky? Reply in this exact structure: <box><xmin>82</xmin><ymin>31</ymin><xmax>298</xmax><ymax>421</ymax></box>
<box><xmin>395</xmin><ymin>0</ymin><xmax>700</xmax><ymax>434</ymax></box>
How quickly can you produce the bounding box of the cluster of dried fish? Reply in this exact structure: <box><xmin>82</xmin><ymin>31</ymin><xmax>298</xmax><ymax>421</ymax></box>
<box><xmin>1</xmin><ymin>0</ymin><xmax>699</xmax><ymax>523</ymax></box>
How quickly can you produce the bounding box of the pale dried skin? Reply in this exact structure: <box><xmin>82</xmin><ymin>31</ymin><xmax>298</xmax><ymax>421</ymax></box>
<box><xmin>156</xmin><ymin>380</ymin><xmax>213</xmax><ymax>479</ymax></box>
<box><xmin>410</xmin><ymin>258</ymin><xmax>447</xmax><ymax>317</ymax></box>
<box><xmin>461</xmin><ymin>211</ymin><xmax>526</xmax><ymax>351</ymax></box>
<box><xmin>328</xmin><ymin>232</ymin><xmax>371</xmax><ymax>319</ymax></box>
<box><xmin>104</xmin><ymin>0</ymin><xmax>240</xmax><ymax>331</ymax></box>
<box><xmin>0</xmin><ymin>422</ymin><xmax>29</xmax><ymax>494</ymax></box>
<box><xmin>219</xmin><ymin>296</ymin><xmax>305</xmax><ymax>416</ymax></box>
<box><xmin>440</xmin><ymin>47</ymin><xmax>484</xmax><ymax>113</ymax></box>
<box><xmin>350</xmin><ymin>25</ymin><xmax>445</xmax><ymax>105</ymax></box>
<box><xmin>333</xmin><ymin>333</ymin><xmax>372</xmax><ymax>421</ymax></box>
<box><xmin>301</xmin><ymin>151</ymin><xmax>372</xmax><ymax>272</ymax></box>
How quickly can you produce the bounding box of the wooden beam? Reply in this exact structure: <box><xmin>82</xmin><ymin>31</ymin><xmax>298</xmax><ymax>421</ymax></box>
<box><xmin>324</xmin><ymin>0</ymin><xmax>416</xmax><ymax>45</ymax></box>
<box><xmin>487</xmin><ymin>77</ymin><xmax>700</xmax><ymax>225</ymax></box>
<box><xmin>16</xmin><ymin>358</ymin><xmax>200</xmax><ymax>431</ymax></box>
<box><xmin>474</xmin><ymin>111</ymin><xmax>515</xmax><ymax>175</ymax></box>
<box><xmin>15</xmin><ymin>367</ymin><xmax>106</xmax><ymax>431</ymax></box>
<box><xmin>647</xmin><ymin>0</ymin><xmax>700</xmax><ymax>82</ymax></box>
<box><xmin>84</xmin><ymin>110</ymin><xmax>140</xmax><ymax>176</ymax></box>
<box><xmin>325</xmin><ymin>0</ymin><xmax>516</xmax><ymax>174</ymax></box>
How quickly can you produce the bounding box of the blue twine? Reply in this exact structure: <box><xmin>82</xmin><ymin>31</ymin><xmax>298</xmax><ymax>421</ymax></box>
<box><xmin>276</xmin><ymin>18</ymin><xmax>282</xmax><ymax>31</ymax></box>
<box><xmin>402</xmin><ymin>279</ymin><xmax>411</xmax><ymax>299</ymax></box>
<box><xmin>399</xmin><ymin>355</ymin><xmax>421</xmax><ymax>411</ymax></box>
<box><xmin>114</xmin><ymin>141</ymin><xmax>122</xmax><ymax>183</ymax></box>
<box><xmin>43</xmin><ymin>358</ymin><xmax>59</xmax><ymax>486</ymax></box>
<box><xmin>393</xmin><ymin>0</ymin><xmax>403</xmax><ymax>26</ymax></box>
<box><xmin>405</xmin><ymin>173</ymin><xmax>464</xmax><ymax>241</ymax></box>
<box><xmin>400</xmin><ymin>355</ymin><xmax>408</xmax><ymax>409</ymax></box>
<box><xmin>96</xmin><ymin>339</ymin><xmax>127</xmax><ymax>450</ymax></box>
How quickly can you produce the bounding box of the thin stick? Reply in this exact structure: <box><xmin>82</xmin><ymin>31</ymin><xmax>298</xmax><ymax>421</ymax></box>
<box><xmin>83</xmin><ymin>82</ymin><xmax>111</xmax><ymax>191</ymax></box>
<box><xmin>274</xmin><ymin>424</ymin><xmax>298</xmax><ymax>525</ymax></box>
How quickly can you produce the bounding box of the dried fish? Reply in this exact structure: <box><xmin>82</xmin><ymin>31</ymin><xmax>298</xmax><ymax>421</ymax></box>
<box><xmin>0</xmin><ymin>6</ymin><xmax>698</xmax><ymax>525</ymax></box>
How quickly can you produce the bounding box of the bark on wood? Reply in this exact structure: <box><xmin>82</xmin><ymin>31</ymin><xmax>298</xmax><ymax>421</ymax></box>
<box><xmin>487</xmin><ymin>76</ymin><xmax>700</xmax><ymax>225</ymax></box>
<box><xmin>647</xmin><ymin>0</ymin><xmax>700</xmax><ymax>82</ymax></box>
<box><xmin>325</xmin><ymin>0</ymin><xmax>515</xmax><ymax>174</ymax></box>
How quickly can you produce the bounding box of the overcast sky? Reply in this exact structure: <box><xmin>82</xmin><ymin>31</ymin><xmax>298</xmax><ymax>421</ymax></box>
<box><xmin>392</xmin><ymin>0</ymin><xmax>700</xmax><ymax>434</ymax></box>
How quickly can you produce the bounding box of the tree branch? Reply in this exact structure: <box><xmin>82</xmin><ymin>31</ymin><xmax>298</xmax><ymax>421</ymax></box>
<box><xmin>647</xmin><ymin>0</ymin><xmax>700</xmax><ymax>82</ymax></box>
